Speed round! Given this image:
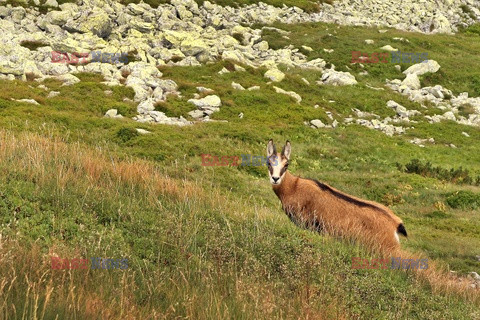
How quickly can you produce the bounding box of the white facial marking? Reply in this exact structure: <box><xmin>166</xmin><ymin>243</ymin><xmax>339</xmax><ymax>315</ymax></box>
<box><xmin>268</xmin><ymin>155</ymin><xmax>287</xmax><ymax>185</ymax></box>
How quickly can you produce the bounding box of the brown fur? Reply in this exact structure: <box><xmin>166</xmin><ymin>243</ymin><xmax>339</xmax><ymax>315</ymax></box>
<box><xmin>268</xmin><ymin>141</ymin><xmax>406</xmax><ymax>251</ymax></box>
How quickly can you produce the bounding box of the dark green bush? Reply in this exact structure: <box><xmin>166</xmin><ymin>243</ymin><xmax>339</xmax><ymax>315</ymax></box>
<box><xmin>115</xmin><ymin>127</ymin><xmax>138</xmax><ymax>143</ymax></box>
<box><xmin>446</xmin><ymin>190</ymin><xmax>480</xmax><ymax>210</ymax></box>
<box><xmin>398</xmin><ymin>159</ymin><xmax>480</xmax><ymax>185</ymax></box>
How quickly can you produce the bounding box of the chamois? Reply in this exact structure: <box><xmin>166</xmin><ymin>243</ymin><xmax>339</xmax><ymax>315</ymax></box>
<box><xmin>266</xmin><ymin>139</ymin><xmax>407</xmax><ymax>250</ymax></box>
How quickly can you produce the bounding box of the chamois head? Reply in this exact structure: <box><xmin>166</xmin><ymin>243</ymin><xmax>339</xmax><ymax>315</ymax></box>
<box><xmin>266</xmin><ymin>139</ymin><xmax>291</xmax><ymax>185</ymax></box>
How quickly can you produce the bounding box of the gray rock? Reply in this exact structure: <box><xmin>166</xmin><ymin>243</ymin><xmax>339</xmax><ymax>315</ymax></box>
<box><xmin>136</xmin><ymin>128</ymin><xmax>151</xmax><ymax>134</ymax></box>
<box><xmin>232</xmin><ymin>82</ymin><xmax>245</xmax><ymax>90</ymax></box>
<box><xmin>188</xmin><ymin>95</ymin><xmax>222</xmax><ymax>111</ymax></box>
<box><xmin>16</xmin><ymin>99</ymin><xmax>40</xmax><ymax>105</ymax></box>
<box><xmin>47</xmin><ymin>91</ymin><xmax>60</xmax><ymax>98</ymax></box>
<box><xmin>318</xmin><ymin>70</ymin><xmax>357</xmax><ymax>86</ymax></box>
<box><xmin>310</xmin><ymin>119</ymin><xmax>325</xmax><ymax>128</ymax></box>
<box><xmin>403</xmin><ymin>60</ymin><xmax>441</xmax><ymax>76</ymax></box>
<box><xmin>402</xmin><ymin>73</ymin><xmax>421</xmax><ymax>90</ymax></box>
<box><xmin>264</xmin><ymin>68</ymin><xmax>285</xmax><ymax>82</ymax></box>
<box><xmin>188</xmin><ymin>109</ymin><xmax>205</xmax><ymax>119</ymax></box>
<box><xmin>105</xmin><ymin>109</ymin><xmax>123</xmax><ymax>118</ymax></box>
<box><xmin>56</xmin><ymin>74</ymin><xmax>80</xmax><ymax>86</ymax></box>
<box><xmin>137</xmin><ymin>99</ymin><xmax>156</xmax><ymax>114</ymax></box>
<box><xmin>44</xmin><ymin>0</ymin><xmax>58</xmax><ymax>7</ymax></box>
<box><xmin>273</xmin><ymin>86</ymin><xmax>301</xmax><ymax>104</ymax></box>
<box><xmin>380</xmin><ymin>45</ymin><xmax>398</xmax><ymax>52</ymax></box>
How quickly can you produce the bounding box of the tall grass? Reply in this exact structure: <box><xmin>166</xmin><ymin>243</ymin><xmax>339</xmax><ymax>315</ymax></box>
<box><xmin>0</xmin><ymin>129</ymin><xmax>478</xmax><ymax>319</ymax></box>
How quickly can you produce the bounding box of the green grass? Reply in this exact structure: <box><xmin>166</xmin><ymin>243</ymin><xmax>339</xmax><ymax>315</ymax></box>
<box><xmin>0</xmin><ymin>130</ymin><xmax>478</xmax><ymax>319</ymax></box>
<box><xmin>0</xmin><ymin>20</ymin><xmax>480</xmax><ymax>318</ymax></box>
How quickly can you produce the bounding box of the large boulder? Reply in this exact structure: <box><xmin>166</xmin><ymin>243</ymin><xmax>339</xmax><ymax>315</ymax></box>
<box><xmin>318</xmin><ymin>70</ymin><xmax>357</xmax><ymax>86</ymax></box>
<box><xmin>180</xmin><ymin>38</ymin><xmax>209</xmax><ymax>56</ymax></box>
<box><xmin>188</xmin><ymin>95</ymin><xmax>222</xmax><ymax>115</ymax></box>
<box><xmin>264</xmin><ymin>68</ymin><xmax>285</xmax><ymax>82</ymax></box>
<box><xmin>403</xmin><ymin>60</ymin><xmax>440</xmax><ymax>76</ymax></box>
<box><xmin>401</xmin><ymin>73</ymin><xmax>421</xmax><ymax>90</ymax></box>
<box><xmin>64</xmin><ymin>7</ymin><xmax>112</xmax><ymax>38</ymax></box>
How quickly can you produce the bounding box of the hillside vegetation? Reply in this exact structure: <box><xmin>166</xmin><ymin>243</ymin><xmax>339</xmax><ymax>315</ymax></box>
<box><xmin>0</xmin><ymin>11</ymin><xmax>480</xmax><ymax>320</ymax></box>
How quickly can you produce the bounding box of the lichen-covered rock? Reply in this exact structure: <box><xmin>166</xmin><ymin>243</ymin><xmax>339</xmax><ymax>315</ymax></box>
<box><xmin>264</xmin><ymin>68</ymin><xmax>285</xmax><ymax>82</ymax></box>
<box><xmin>318</xmin><ymin>70</ymin><xmax>357</xmax><ymax>86</ymax></box>
<box><xmin>403</xmin><ymin>60</ymin><xmax>441</xmax><ymax>76</ymax></box>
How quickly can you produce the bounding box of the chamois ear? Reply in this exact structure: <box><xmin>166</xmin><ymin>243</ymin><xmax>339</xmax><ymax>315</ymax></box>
<box><xmin>281</xmin><ymin>141</ymin><xmax>291</xmax><ymax>160</ymax></box>
<box><xmin>267</xmin><ymin>139</ymin><xmax>276</xmax><ymax>158</ymax></box>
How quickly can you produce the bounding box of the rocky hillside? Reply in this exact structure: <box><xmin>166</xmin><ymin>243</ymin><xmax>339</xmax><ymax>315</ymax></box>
<box><xmin>1</xmin><ymin>0</ymin><xmax>480</xmax><ymax>128</ymax></box>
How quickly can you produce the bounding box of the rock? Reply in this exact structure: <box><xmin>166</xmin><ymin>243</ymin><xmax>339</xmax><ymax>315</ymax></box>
<box><xmin>104</xmin><ymin>109</ymin><xmax>123</xmax><ymax>118</ymax></box>
<box><xmin>273</xmin><ymin>86</ymin><xmax>301</xmax><ymax>104</ymax></box>
<box><xmin>64</xmin><ymin>7</ymin><xmax>112</xmax><ymax>38</ymax></box>
<box><xmin>462</xmin><ymin>132</ymin><xmax>470</xmax><ymax>137</ymax></box>
<box><xmin>247</xmin><ymin>86</ymin><xmax>260</xmax><ymax>91</ymax></box>
<box><xmin>188</xmin><ymin>109</ymin><xmax>205</xmax><ymax>119</ymax></box>
<box><xmin>137</xmin><ymin>99</ymin><xmax>156</xmax><ymax>114</ymax></box>
<box><xmin>196</xmin><ymin>86</ymin><xmax>214</xmax><ymax>93</ymax></box>
<box><xmin>44</xmin><ymin>0</ymin><xmax>58</xmax><ymax>7</ymax></box>
<box><xmin>318</xmin><ymin>70</ymin><xmax>357</xmax><ymax>86</ymax></box>
<box><xmin>365</xmin><ymin>39</ymin><xmax>374</xmax><ymax>44</ymax></box>
<box><xmin>231</xmin><ymin>82</ymin><xmax>245</xmax><ymax>90</ymax></box>
<box><xmin>403</xmin><ymin>60</ymin><xmax>441</xmax><ymax>76</ymax></box>
<box><xmin>302</xmin><ymin>45</ymin><xmax>313</xmax><ymax>52</ymax></box>
<box><xmin>253</xmin><ymin>41</ymin><xmax>269</xmax><ymax>51</ymax></box>
<box><xmin>136</xmin><ymin>128</ymin><xmax>151</xmax><ymax>134</ymax></box>
<box><xmin>428</xmin><ymin>86</ymin><xmax>444</xmax><ymax>99</ymax></box>
<box><xmin>126</xmin><ymin>79</ymin><xmax>151</xmax><ymax>102</ymax></box>
<box><xmin>238</xmin><ymin>112</ymin><xmax>244</xmax><ymax>119</ymax></box>
<box><xmin>16</xmin><ymin>99</ymin><xmax>40</xmax><ymax>105</ymax></box>
<box><xmin>56</xmin><ymin>74</ymin><xmax>80</xmax><ymax>86</ymax></box>
<box><xmin>402</xmin><ymin>73</ymin><xmax>421</xmax><ymax>90</ymax></box>
<box><xmin>222</xmin><ymin>50</ymin><xmax>252</xmax><ymax>66</ymax></box>
<box><xmin>218</xmin><ymin>67</ymin><xmax>230</xmax><ymax>75</ymax></box>
<box><xmin>181</xmin><ymin>38</ymin><xmax>209</xmax><ymax>56</ymax></box>
<box><xmin>431</xmin><ymin>13</ymin><xmax>452</xmax><ymax>33</ymax></box>
<box><xmin>443</xmin><ymin>111</ymin><xmax>456</xmax><ymax>121</ymax></box>
<box><xmin>47</xmin><ymin>91</ymin><xmax>60</xmax><ymax>98</ymax></box>
<box><xmin>188</xmin><ymin>95</ymin><xmax>222</xmax><ymax>113</ymax></box>
<box><xmin>157</xmin><ymin>80</ymin><xmax>178</xmax><ymax>93</ymax></box>
<box><xmin>45</xmin><ymin>10</ymin><xmax>70</xmax><ymax>26</ymax></box>
<box><xmin>234</xmin><ymin>65</ymin><xmax>246</xmax><ymax>72</ymax></box>
<box><xmin>264</xmin><ymin>68</ymin><xmax>285</xmax><ymax>82</ymax></box>
<box><xmin>152</xmin><ymin>87</ymin><xmax>164</xmax><ymax>102</ymax></box>
<box><xmin>310</xmin><ymin>119</ymin><xmax>325</xmax><ymax>128</ymax></box>
<box><xmin>380</xmin><ymin>45</ymin><xmax>398</xmax><ymax>52</ymax></box>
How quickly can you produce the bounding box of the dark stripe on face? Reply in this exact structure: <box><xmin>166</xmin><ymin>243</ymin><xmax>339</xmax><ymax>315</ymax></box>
<box><xmin>268</xmin><ymin>156</ymin><xmax>277</xmax><ymax>174</ymax></box>
<box><xmin>280</xmin><ymin>162</ymin><xmax>288</xmax><ymax>176</ymax></box>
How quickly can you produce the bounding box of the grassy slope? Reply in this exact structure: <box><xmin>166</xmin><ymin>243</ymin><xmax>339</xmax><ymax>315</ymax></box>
<box><xmin>0</xmin><ymin>20</ymin><xmax>480</xmax><ymax>318</ymax></box>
